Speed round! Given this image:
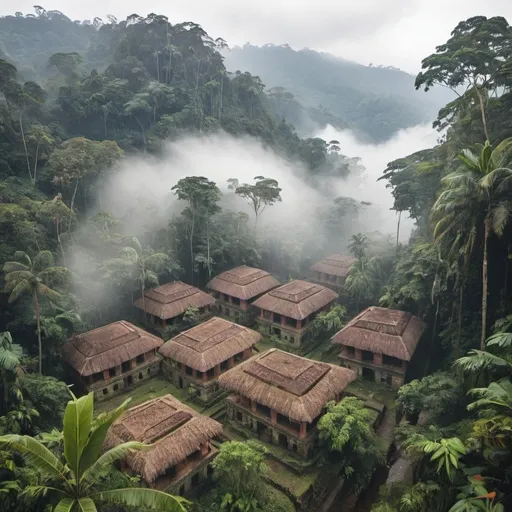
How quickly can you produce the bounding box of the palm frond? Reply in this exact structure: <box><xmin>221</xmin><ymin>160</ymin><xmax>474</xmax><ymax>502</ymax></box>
<box><xmin>119</xmin><ymin>247</ymin><xmax>139</xmax><ymax>264</ymax></box>
<box><xmin>33</xmin><ymin>251</ymin><xmax>55</xmax><ymax>273</ymax></box>
<box><xmin>454</xmin><ymin>350</ymin><xmax>511</xmax><ymax>373</ymax></box>
<box><xmin>486</xmin><ymin>332</ymin><xmax>512</xmax><ymax>348</ymax></box>
<box><xmin>6</xmin><ymin>281</ymin><xmax>32</xmax><ymax>303</ymax></box>
<box><xmin>77</xmin><ymin>497</ymin><xmax>97</xmax><ymax>512</ymax></box>
<box><xmin>13</xmin><ymin>251</ymin><xmax>32</xmax><ymax>268</ymax></box>
<box><xmin>54</xmin><ymin>497</ymin><xmax>76</xmax><ymax>512</ymax></box>
<box><xmin>489</xmin><ymin>202</ymin><xmax>512</xmax><ymax>236</ymax></box>
<box><xmin>2</xmin><ymin>261</ymin><xmax>30</xmax><ymax>273</ymax></box>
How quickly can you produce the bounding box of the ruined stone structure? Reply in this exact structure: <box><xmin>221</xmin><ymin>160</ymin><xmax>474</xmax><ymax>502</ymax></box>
<box><xmin>134</xmin><ymin>281</ymin><xmax>215</xmax><ymax>329</ymax></box>
<box><xmin>207</xmin><ymin>265</ymin><xmax>280</xmax><ymax>326</ymax></box>
<box><xmin>104</xmin><ymin>395</ymin><xmax>223</xmax><ymax>495</ymax></box>
<box><xmin>159</xmin><ymin>317</ymin><xmax>261</xmax><ymax>403</ymax></box>
<box><xmin>310</xmin><ymin>254</ymin><xmax>357</xmax><ymax>291</ymax></box>
<box><xmin>332</xmin><ymin>306</ymin><xmax>426</xmax><ymax>389</ymax></box>
<box><xmin>62</xmin><ymin>321</ymin><xmax>163</xmax><ymax>400</ymax></box>
<box><xmin>252</xmin><ymin>280</ymin><xmax>338</xmax><ymax>349</ymax></box>
<box><xmin>219</xmin><ymin>349</ymin><xmax>355</xmax><ymax>457</ymax></box>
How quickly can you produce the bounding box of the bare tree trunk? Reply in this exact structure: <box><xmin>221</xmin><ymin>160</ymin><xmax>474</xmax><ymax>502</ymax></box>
<box><xmin>56</xmin><ymin>219</ymin><xmax>67</xmax><ymax>267</ymax></box>
<box><xmin>207</xmin><ymin>218</ymin><xmax>211</xmax><ymax>279</ymax></box>
<box><xmin>475</xmin><ymin>86</ymin><xmax>490</xmax><ymax>142</ymax></box>
<box><xmin>396</xmin><ymin>210</ymin><xmax>402</xmax><ymax>248</ymax></box>
<box><xmin>190</xmin><ymin>215</ymin><xmax>195</xmax><ymax>284</ymax></box>
<box><xmin>33</xmin><ymin>291</ymin><xmax>42</xmax><ymax>374</ymax></box>
<box><xmin>219</xmin><ymin>75</ymin><xmax>224</xmax><ymax>120</ymax></box>
<box><xmin>33</xmin><ymin>143</ymin><xmax>39</xmax><ymax>183</ymax></box>
<box><xmin>69</xmin><ymin>180</ymin><xmax>79</xmax><ymax>234</ymax></box>
<box><xmin>19</xmin><ymin>112</ymin><xmax>33</xmax><ymax>184</ymax></box>
<box><xmin>481</xmin><ymin>219</ymin><xmax>490</xmax><ymax>349</ymax></box>
<box><xmin>141</xmin><ymin>279</ymin><xmax>147</xmax><ymax>326</ymax></box>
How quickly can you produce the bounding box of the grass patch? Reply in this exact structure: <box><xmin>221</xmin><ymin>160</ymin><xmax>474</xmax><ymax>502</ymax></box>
<box><xmin>346</xmin><ymin>378</ymin><xmax>397</xmax><ymax>408</ymax></box>
<box><xmin>255</xmin><ymin>337</ymin><xmax>275</xmax><ymax>353</ymax></box>
<box><xmin>96</xmin><ymin>376</ymin><xmax>202</xmax><ymax>413</ymax></box>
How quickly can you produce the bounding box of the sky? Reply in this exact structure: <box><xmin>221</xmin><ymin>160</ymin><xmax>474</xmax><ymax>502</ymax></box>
<box><xmin>1</xmin><ymin>1</ymin><xmax>512</xmax><ymax>73</ymax></box>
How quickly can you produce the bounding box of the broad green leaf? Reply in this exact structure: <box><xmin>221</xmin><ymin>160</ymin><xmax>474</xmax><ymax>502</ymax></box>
<box><xmin>92</xmin><ymin>487</ymin><xmax>189</xmax><ymax>511</ymax></box>
<box><xmin>63</xmin><ymin>393</ymin><xmax>94</xmax><ymax>478</ymax></box>
<box><xmin>77</xmin><ymin>497</ymin><xmax>97</xmax><ymax>512</ymax></box>
<box><xmin>54</xmin><ymin>497</ymin><xmax>76</xmax><ymax>512</ymax></box>
<box><xmin>0</xmin><ymin>435</ymin><xmax>68</xmax><ymax>483</ymax></box>
<box><xmin>78</xmin><ymin>398</ymin><xmax>131</xmax><ymax>476</ymax></box>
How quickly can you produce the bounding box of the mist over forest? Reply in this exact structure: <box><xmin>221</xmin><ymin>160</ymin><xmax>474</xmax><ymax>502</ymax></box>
<box><xmin>1</xmin><ymin>6</ymin><xmax>512</xmax><ymax>512</ymax></box>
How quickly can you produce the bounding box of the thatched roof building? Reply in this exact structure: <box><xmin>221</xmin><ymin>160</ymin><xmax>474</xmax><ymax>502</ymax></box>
<box><xmin>311</xmin><ymin>254</ymin><xmax>357</xmax><ymax>277</ymax></box>
<box><xmin>62</xmin><ymin>321</ymin><xmax>163</xmax><ymax>376</ymax></box>
<box><xmin>104</xmin><ymin>395</ymin><xmax>223</xmax><ymax>484</ymax></box>
<box><xmin>206</xmin><ymin>265</ymin><xmax>280</xmax><ymax>300</ymax></box>
<box><xmin>252</xmin><ymin>280</ymin><xmax>338</xmax><ymax>320</ymax></box>
<box><xmin>332</xmin><ymin>306</ymin><xmax>425</xmax><ymax>361</ymax></box>
<box><xmin>218</xmin><ymin>349</ymin><xmax>356</xmax><ymax>423</ymax></box>
<box><xmin>159</xmin><ymin>317</ymin><xmax>261</xmax><ymax>372</ymax></box>
<box><xmin>134</xmin><ymin>281</ymin><xmax>215</xmax><ymax>320</ymax></box>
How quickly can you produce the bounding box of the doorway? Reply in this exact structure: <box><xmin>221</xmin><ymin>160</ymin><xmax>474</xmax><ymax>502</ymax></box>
<box><xmin>362</xmin><ymin>367</ymin><xmax>375</xmax><ymax>382</ymax></box>
<box><xmin>178</xmin><ymin>377</ymin><xmax>184</xmax><ymax>388</ymax></box>
<box><xmin>124</xmin><ymin>375</ymin><xmax>133</xmax><ymax>387</ymax></box>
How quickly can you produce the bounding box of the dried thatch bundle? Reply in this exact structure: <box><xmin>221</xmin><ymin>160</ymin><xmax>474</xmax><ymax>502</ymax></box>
<box><xmin>104</xmin><ymin>394</ymin><xmax>223</xmax><ymax>483</ymax></box>
<box><xmin>159</xmin><ymin>317</ymin><xmax>261</xmax><ymax>372</ymax></box>
<box><xmin>62</xmin><ymin>321</ymin><xmax>163</xmax><ymax>376</ymax></box>
<box><xmin>310</xmin><ymin>254</ymin><xmax>357</xmax><ymax>277</ymax></box>
<box><xmin>252</xmin><ymin>280</ymin><xmax>338</xmax><ymax>320</ymax></box>
<box><xmin>332</xmin><ymin>306</ymin><xmax>426</xmax><ymax>360</ymax></box>
<box><xmin>134</xmin><ymin>281</ymin><xmax>215</xmax><ymax>320</ymax></box>
<box><xmin>218</xmin><ymin>349</ymin><xmax>355</xmax><ymax>423</ymax></box>
<box><xmin>206</xmin><ymin>265</ymin><xmax>280</xmax><ymax>300</ymax></box>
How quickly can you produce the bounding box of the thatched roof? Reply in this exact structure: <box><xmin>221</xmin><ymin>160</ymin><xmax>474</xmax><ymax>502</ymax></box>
<box><xmin>332</xmin><ymin>306</ymin><xmax>426</xmax><ymax>361</ymax></box>
<box><xmin>104</xmin><ymin>395</ymin><xmax>222</xmax><ymax>483</ymax></box>
<box><xmin>206</xmin><ymin>265</ymin><xmax>280</xmax><ymax>300</ymax></box>
<box><xmin>252</xmin><ymin>280</ymin><xmax>338</xmax><ymax>320</ymax></box>
<box><xmin>159</xmin><ymin>317</ymin><xmax>261</xmax><ymax>372</ymax></box>
<box><xmin>62</xmin><ymin>321</ymin><xmax>163</xmax><ymax>376</ymax></box>
<box><xmin>134</xmin><ymin>281</ymin><xmax>215</xmax><ymax>320</ymax></box>
<box><xmin>218</xmin><ymin>349</ymin><xmax>356</xmax><ymax>423</ymax></box>
<box><xmin>310</xmin><ymin>254</ymin><xmax>357</xmax><ymax>277</ymax></box>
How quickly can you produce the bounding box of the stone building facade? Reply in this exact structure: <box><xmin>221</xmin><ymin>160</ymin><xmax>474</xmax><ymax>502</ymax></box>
<box><xmin>253</xmin><ymin>280</ymin><xmax>338</xmax><ymax>350</ymax></box>
<box><xmin>62</xmin><ymin>321</ymin><xmax>163</xmax><ymax>401</ymax></box>
<box><xmin>332</xmin><ymin>306</ymin><xmax>426</xmax><ymax>389</ymax></box>
<box><xmin>219</xmin><ymin>349</ymin><xmax>356</xmax><ymax>458</ymax></box>
<box><xmin>159</xmin><ymin>317</ymin><xmax>261</xmax><ymax>403</ymax></box>
<box><xmin>207</xmin><ymin>265</ymin><xmax>280</xmax><ymax>326</ymax></box>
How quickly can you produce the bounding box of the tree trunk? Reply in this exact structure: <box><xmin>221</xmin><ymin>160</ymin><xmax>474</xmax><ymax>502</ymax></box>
<box><xmin>481</xmin><ymin>219</ymin><xmax>490</xmax><ymax>349</ymax></box>
<box><xmin>396</xmin><ymin>210</ymin><xmax>401</xmax><ymax>248</ymax></box>
<box><xmin>33</xmin><ymin>291</ymin><xmax>42</xmax><ymax>374</ymax></box>
<box><xmin>207</xmin><ymin>218</ymin><xmax>211</xmax><ymax>279</ymax></box>
<box><xmin>456</xmin><ymin>283</ymin><xmax>463</xmax><ymax>358</ymax></box>
<box><xmin>219</xmin><ymin>75</ymin><xmax>224</xmax><ymax>120</ymax></box>
<box><xmin>33</xmin><ymin>143</ymin><xmax>39</xmax><ymax>183</ymax></box>
<box><xmin>190</xmin><ymin>214</ymin><xmax>195</xmax><ymax>284</ymax></box>
<box><xmin>103</xmin><ymin>111</ymin><xmax>108</xmax><ymax>137</ymax></box>
<box><xmin>69</xmin><ymin>179</ymin><xmax>79</xmax><ymax>235</ymax></box>
<box><xmin>156</xmin><ymin>52</ymin><xmax>160</xmax><ymax>82</ymax></box>
<box><xmin>19</xmin><ymin>112</ymin><xmax>33</xmax><ymax>184</ymax></box>
<box><xmin>475</xmin><ymin>86</ymin><xmax>490</xmax><ymax>142</ymax></box>
<box><xmin>56</xmin><ymin>219</ymin><xmax>67</xmax><ymax>267</ymax></box>
<box><xmin>141</xmin><ymin>279</ymin><xmax>147</xmax><ymax>326</ymax></box>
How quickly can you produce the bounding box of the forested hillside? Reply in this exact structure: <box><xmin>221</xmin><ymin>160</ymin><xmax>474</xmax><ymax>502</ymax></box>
<box><xmin>223</xmin><ymin>44</ymin><xmax>454</xmax><ymax>141</ymax></box>
<box><xmin>1</xmin><ymin>6</ymin><xmax>512</xmax><ymax>512</ymax></box>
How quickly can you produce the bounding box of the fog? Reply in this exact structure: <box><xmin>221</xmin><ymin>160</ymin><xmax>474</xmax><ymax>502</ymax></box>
<box><xmin>316</xmin><ymin>123</ymin><xmax>440</xmax><ymax>239</ymax></box>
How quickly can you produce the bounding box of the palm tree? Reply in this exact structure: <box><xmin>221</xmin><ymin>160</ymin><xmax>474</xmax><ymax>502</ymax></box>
<box><xmin>347</xmin><ymin>233</ymin><xmax>369</xmax><ymax>259</ymax></box>
<box><xmin>0</xmin><ymin>392</ymin><xmax>187</xmax><ymax>511</ymax></box>
<box><xmin>345</xmin><ymin>257</ymin><xmax>380</xmax><ymax>311</ymax></box>
<box><xmin>3</xmin><ymin>251</ymin><xmax>71</xmax><ymax>374</ymax></box>
<box><xmin>119</xmin><ymin>238</ymin><xmax>169</xmax><ymax>322</ymax></box>
<box><xmin>432</xmin><ymin>139</ymin><xmax>512</xmax><ymax>349</ymax></box>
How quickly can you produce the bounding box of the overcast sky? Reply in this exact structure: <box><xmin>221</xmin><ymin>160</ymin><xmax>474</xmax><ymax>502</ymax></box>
<box><xmin>1</xmin><ymin>1</ymin><xmax>511</xmax><ymax>73</ymax></box>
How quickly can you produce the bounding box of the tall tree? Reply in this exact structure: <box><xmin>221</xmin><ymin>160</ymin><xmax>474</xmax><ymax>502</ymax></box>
<box><xmin>347</xmin><ymin>233</ymin><xmax>369</xmax><ymax>259</ymax></box>
<box><xmin>415</xmin><ymin>16</ymin><xmax>511</xmax><ymax>141</ymax></box>
<box><xmin>234</xmin><ymin>176</ymin><xmax>282</xmax><ymax>232</ymax></box>
<box><xmin>117</xmin><ymin>237</ymin><xmax>170</xmax><ymax>322</ymax></box>
<box><xmin>432</xmin><ymin>139</ymin><xmax>512</xmax><ymax>348</ymax></box>
<box><xmin>172</xmin><ymin>177</ymin><xmax>221</xmax><ymax>282</ymax></box>
<box><xmin>3</xmin><ymin>251</ymin><xmax>71</xmax><ymax>374</ymax></box>
<box><xmin>0</xmin><ymin>392</ymin><xmax>187</xmax><ymax>511</ymax></box>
